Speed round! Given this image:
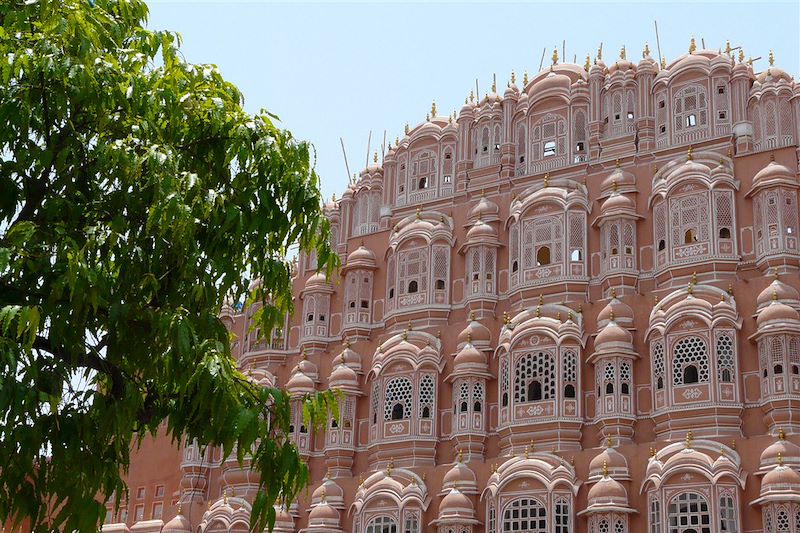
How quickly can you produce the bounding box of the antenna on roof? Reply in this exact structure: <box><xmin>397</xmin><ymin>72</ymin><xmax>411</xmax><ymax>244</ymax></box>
<box><xmin>573</xmin><ymin>54</ymin><xmax>577</xmax><ymax>64</ymax></box>
<box><xmin>701</xmin><ymin>38</ymin><xmax>705</xmax><ymax>49</ymax></box>
<box><xmin>475</xmin><ymin>78</ymin><xmax>480</xmax><ymax>101</ymax></box>
<box><xmin>340</xmin><ymin>137</ymin><xmax>352</xmax><ymax>183</ymax></box>
<box><xmin>654</xmin><ymin>20</ymin><xmax>663</xmax><ymax>66</ymax></box>
<box><xmin>538</xmin><ymin>47</ymin><xmax>546</xmax><ymax>71</ymax></box>
<box><xmin>381</xmin><ymin>130</ymin><xmax>387</xmax><ymax>164</ymax></box>
<box><xmin>562</xmin><ymin>40</ymin><xmax>566</xmax><ymax>65</ymax></box>
<box><xmin>365</xmin><ymin>130</ymin><xmax>372</xmax><ymax>170</ymax></box>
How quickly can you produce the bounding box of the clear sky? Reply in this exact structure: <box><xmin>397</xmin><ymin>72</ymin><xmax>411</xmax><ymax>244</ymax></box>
<box><xmin>145</xmin><ymin>1</ymin><xmax>800</xmax><ymax>201</ymax></box>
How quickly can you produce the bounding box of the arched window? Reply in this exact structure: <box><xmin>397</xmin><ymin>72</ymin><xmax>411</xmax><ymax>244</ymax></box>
<box><xmin>554</xmin><ymin>497</ymin><xmax>570</xmax><ymax>533</ymax></box>
<box><xmin>565</xmin><ymin>384</ymin><xmax>576</xmax><ymax>398</ymax></box>
<box><xmin>606</xmin><ymin>382</ymin><xmax>615</xmax><ymax>394</ymax></box>
<box><xmin>366</xmin><ymin>516</ymin><xmax>398</xmax><ymax>533</ymax></box>
<box><xmin>528</xmin><ymin>380</ymin><xmax>543</xmax><ymax>401</ymax></box>
<box><xmin>391</xmin><ymin>403</ymin><xmax>404</xmax><ymax>420</ymax></box>
<box><xmin>716</xmin><ymin>334</ymin><xmax>735</xmax><ymax>383</ymax></box>
<box><xmin>667</xmin><ymin>492</ymin><xmax>710</xmax><ymax>533</ymax></box>
<box><xmin>408</xmin><ymin>280</ymin><xmax>418</xmax><ymax>293</ymax></box>
<box><xmin>673</xmin><ymin>337</ymin><xmax>709</xmax><ymax>386</ymax></box>
<box><xmin>536</xmin><ymin>246</ymin><xmax>551</xmax><ymax>266</ymax></box>
<box><xmin>418</xmin><ymin>374</ymin><xmax>435</xmax><ymax>420</ymax></box>
<box><xmin>684</xmin><ymin>229</ymin><xmax>697</xmax><ymax>244</ymax></box>
<box><xmin>503</xmin><ymin>498</ymin><xmax>547</xmax><ymax>533</ymax></box>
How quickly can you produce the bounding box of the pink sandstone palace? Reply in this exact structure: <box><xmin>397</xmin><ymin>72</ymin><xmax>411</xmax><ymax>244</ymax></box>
<box><xmin>104</xmin><ymin>40</ymin><xmax>800</xmax><ymax>533</ymax></box>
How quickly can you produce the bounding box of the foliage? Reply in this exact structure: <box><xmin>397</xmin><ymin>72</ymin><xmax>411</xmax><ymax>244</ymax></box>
<box><xmin>0</xmin><ymin>0</ymin><xmax>338</xmax><ymax>531</ymax></box>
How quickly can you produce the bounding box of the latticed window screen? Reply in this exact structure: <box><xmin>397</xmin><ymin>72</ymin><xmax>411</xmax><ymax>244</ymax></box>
<box><xmin>503</xmin><ymin>498</ymin><xmax>547</xmax><ymax>533</ymax></box>
<box><xmin>653</xmin><ymin>341</ymin><xmax>666</xmax><ymax>390</ymax></box>
<box><xmin>620</xmin><ymin>361</ymin><xmax>632</xmax><ymax>392</ymax></box>
<box><xmin>514</xmin><ymin>352</ymin><xmax>556</xmax><ymax>402</ymax></box>
<box><xmin>764</xmin><ymin>508</ymin><xmax>773</xmax><ymax>533</ymax></box>
<box><xmin>500</xmin><ymin>358</ymin><xmax>509</xmax><ymax>405</ymax></box>
<box><xmin>386</xmin><ymin>255</ymin><xmax>396</xmax><ymax>304</ymax></box>
<box><xmin>531</xmin><ymin>113</ymin><xmax>566</xmax><ymax>159</ymax></box>
<box><xmin>719</xmin><ymin>495</ymin><xmax>737</xmax><ymax>533</ymax></box>
<box><xmin>656</xmin><ymin>92</ymin><xmax>668</xmax><ymax>139</ymax></box>
<box><xmin>599</xmin><ymin>520</ymin><xmax>610</xmax><ymax>533</ymax></box>
<box><xmin>522</xmin><ymin>215</ymin><xmax>564</xmax><ymax>268</ymax></box>
<box><xmin>573</xmin><ymin>109</ymin><xmax>587</xmax><ymax>144</ymax></box>
<box><xmin>473</xmin><ymin>381</ymin><xmax>484</xmax><ymax>406</ymax></box>
<box><xmin>776</xmin><ymin>508</ymin><xmax>789</xmax><ymax>533</ymax></box>
<box><xmin>563</xmin><ymin>350</ymin><xmax>577</xmax><ymax>384</ymax></box>
<box><xmin>371</xmin><ymin>382</ymin><xmax>380</xmax><ymax>423</ymax></box>
<box><xmin>603</xmin><ymin>361</ymin><xmax>616</xmax><ymax>394</ymax></box>
<box><xmin>615</xmin><ymin>520</ymin><xmax>626</xmax><ymax>533</ymax></box>
<box><xmin>568</xmin><ymin>211</ymin><xmax>586</xmax><ymax>262</ymax></box>
<box><xmin>713</xmin><ymin>79</ymin><xmax>730</xmax><ymax>124</ymax></box>
<box><xmin>457</xmin><ymin>380</ymin><xmax>469</xmax><ymax>412</ymax></box>
<box><xmin>418</xmin><ymin>374</ymin><xmax>435</xmax><ymax>418</ymax></box>
<box><xmin>670</xmin><ymin>193</ymin><xmax>710</xmax><ymax>248</ymax></box>
<box><xmin>510</xmin><ymin>223</ymin><xmax>520</xmax><ymax>279</ymax></box>
<box><xmin>398</xmin><ymin>247</ymin><xmax>428</xmax><ymax>296</ymax></box>
<box><xmin>654</xmin><ymin>202</ymin><xmax>667</xmax><ymax>252</ymax></box>
<box><xmin>650</xmin><ymin>498</ymin><xmax>662</xmax><ymax>533</ymax></box>
<box><xmin>667</xmin><ymin>492</ymin><xmax>711</xmax><ymax>533</ymax></box>
<box><xmin>751</xmin><ymin>106</ymin><xmax>762</xmax><ymax>142</ymax></box>
<box><xmin>673</xmin><ymin>84</ymin><xmax>708</xmax><ymax>131</ymax></box>
<box><xmin>432</xmin><ymin>245</ymin><xmax>450</xmax><ymax>297</ymax></box>
<box><xmin>783</xmin><ymin>190</ymin><xmax>799</xmax><ymax>238</ymax></box>
<box><xmin>780</xmin><ymin>100</ymin><xmax>794</xmax><ymax>142</ymax></box>
<box><xmin>410</xmin><ymin>151</ymin><xmax>436</xmax><ymax>191</ymax></box>
<box><xmin>489</xmin><ymin>503</ymin><xmax>496</xmax><ymax>533</ymax></box>
<box><xmin>384</xmin><ymin>377</ymin><xmax>413</xmax><ymax>420</ymax></box>
<box><xmin>403</xmin><ymin>512</ymin><xmax>419</xmax><ymax>533</ymax></box>
<box><xmin>554</xmin><ymin>497</ymin><xmax>570</xmax><ymax>533</ymax></box>
<box><xmin>714</xmin><ymin>190</ymin><xmax>735</xmax><ymax>241</ymax></box>
<box><xmin>716</xmin><ymin>334</ymin><xmax>736</xmax><ymax>383</ymax></box>
<box><xmin>366</xmin><ymin>516</ymin><xmax>397</xmax><ymax>533</ymax></box>
<box><xmin>673</xmin><ymin>336</ymin><xmax>710</xmax><ymax>386</ymax></box>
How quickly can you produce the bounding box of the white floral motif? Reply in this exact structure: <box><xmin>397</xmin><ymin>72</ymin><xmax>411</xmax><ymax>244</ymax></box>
<box><xmin>682</xmin><ymin>388</ymin><xmax>702</xmax><ymax>400</ymax></box>
<box><xmin>526</xmin><ymin>405</ymin><xmax>544</xmax><ymax>416</ymax></box>
<box><xmin>389</xmin><ymin>423</ymin><xmax>404</xmax><ymax>434</ymax></box>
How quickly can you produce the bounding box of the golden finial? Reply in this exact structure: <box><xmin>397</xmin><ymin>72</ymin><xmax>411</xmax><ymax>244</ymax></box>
<box><xmin>208</xmin><ymin>500</ymin><xmax>212</xmax><ymax>510</ymax></box>
<box><xmin>747</xmin><ymin>56</ymin><xmax>753</xmax><ymax>66</ymax></box>
<box><xmin>660</xmin><ymin>56</ymin><xmax>667</xmax><ymax>69</ymax></box>
<box><xmin>649</xmin><ymin>447</ymin><xmax>656</xmax><ymax>458</ymax></box>
<box><xmin>535</xmin><ymin>306</ymin><xmax>541</xmax><ymax>318</ymax></box>
<box><xmin>386</xmin><ymin>457</ymin><xmax>394</xmax><ymax>476</ymax></box>
<box><xmin>373</xmin><ymin>151</ymin><xmax>378</xmax><ymax>163</ymax></box>
<box><xmin>404</xmin><ymin>123</ymin><xmax>409</xmax><ymax>135</ymax></box>
<box><xmin>725</xmin><ymin>40</ymin><xmax>732</xmax><ymax>56</ymax></box>
<box><xmin>773</xmin><ymin>289</ymin><xmax>779</xmax><ymax>301</ymax></box>
<box><xmin>469</xmin><ymin>310</ymin><xmax>475</xmax><ymax>321</ymax></box>
<box><xmin>395</xmin><ymin>136</ymin><xmax>399</xmax><ymax>146</ymax></box>
<box><xmin>611</xmin><ymin>287</ymin><xmax>617</xmax><ymax>298</ymax></box>
<box><xmin>687</xmin><ymin>145</ymin><xmax>694</xmax><ymax>161</ymax></box>
<box><xmin>687</xmin><ymin>283</ymin><xmax>694</xmax><ymax>296</ymax></box>
<box><xmin>524</xmin><ymin>444</ymin><xmax>530</xmax><ymax>459</ymax></box>
<box><xmin>769</xmin><ymin>50</ymin><xmax>774</xmax><ymax>66</ymax></box>
<box><xmin>567</xmin><ymin>311</ymin><xmax>573</xmax><ymax>322</ymax></box>
<box><xmin>778</xmin><ymin>451</ymin><xmax>784</xmax><ymax>466</ymax></box>
<box><xmin>738</xmin><ymin>49</ymin><xmax>745</xmax><ymax>63</ymax></box>
<box><xmin>358</xmin><ymin>474</ymin><xmax>364</xmax><ymax>486</ymax></box>
<box><xmin>530</xmin><ymin>439</ymin><xmax>535</xmax><ymax>452</ymax></box>
<box><xmin>523</xmin><ymin>71</ymin><xmax>529</xmax><ymax>85</ymax></box>
<box><xmin>577</xmin><ymin>304</ymin><xmax>583</xmax><ymax>314</ymax></box>
<box><xmin>177</xmin><ymin>503</ymin><xmax>182</xmax><ymax>515</ymax></box>
<box><xmin>570</xmin><ymin>456</ymin><xmax>575</xmax><ymax>466</ymax></box>
<box><xmin>689</xmin><ymin>36</ymin><xmax>696</xmax><ymax>54</ymax></box>
<box><xmin>407</xmin><ymin>320</ymin><xmax>412</xmax><ymax>332</ymax></box>
<box><xmin>779</xmin><ymin>427</ymin><xmax>786</xmax><ymax>440</ymax></box>
<box><xmin>301</xmin><ymin>347</ymin><xmax>307</xmax><ymax>359</ymax></box>
<box><xmin>511</xmin><ymin>70</ymin><xmax>516</xmax><ymax>84</ymax></box>
<box><xmin>557</xmin><ymin>311</ymin><xmax>562</xmax><ymax>322</ymax></box>
<box><xmin>331</xmin><ymin>192</ymin><xmax>336</xmax><ymax>202</ymax></box>
<box><xmin>320</xmin><ymin>489</ymin><xmax>327</xmax><ymax>503</ymax></box>
<box><xmin>492</xmin><ymin>73</ymin><xmax>497</xmax><ymax>93</ymax></box>
<box><xmin>421</xmin><ymin>472</ymin><xmax>426</xmax><ymax>481</ymax></box>
<box><xmin>458</xmin><ymin>448</ymin><xmax>463</xmax><ymax>463</ymax></box>
<box><xmin>720</xmin><ymin>292</ymin><xmax>726</xmax><ymax>303</ymax></box>
<box><xmin>731</xmin><ymin>439</ymin><xmax>737</xmax><ymax>450</ymax></box>
<box><xmin>774</xmin><ymin>271</ymin><xmax>781</xmax><ymax>280</ymax></box>
<box><xmin>415</xmin><ymin>206</ymin><xmax>421</xmax><ymax>220</ymax></box>
<box><xmin>538</xmin><ymin>294</ymin><xmax>544</xmax><ymax>306</ymax></box>
<box><xmin>602</xmin><ymin>460</ymin><xmax>609</xmax><ymax>477</ymax></box>
<box><xmin>551</xmin><ymin>47</ymin><xmax>559</xmax><ymax>67</ymax></box>
<box><xmin>437</xmin><ymin>330</ymin><xmax>441</xmax><ymax>339</ymax></box>
<box><xmin>223</xmin><ymin>488</ymin><xmax>229</xmax><ymax>504</ymax></box>
<box><xmin>584</xmin><ymin>54</ymin><xmax>591</xmax><ymax>72</ymax></box>
<box><xmin>691</xmin><ymin>271</ymin><xmax>698</xmax><ymax>285</ymax></box>
<box><xmin>719</xmin><ymin>447</ymin><xmax>725</xmax><ymax>458</ymax></box>
<box><xmin>466</xmin><ymin>332</ymin><xmax>472</xmax><ymax>344</ymax></box>
<box><xmin>685</xmin><ymin>430</ymin><xmax>693</xmax><ymax>449</ymax></box>
<box><xmin>351</xmin><ymin>172</ymin><xmax>356</xmax><ymax>184</ymax></box>
<box><xmin>611</xmin><ymin>179</ymin><xmax>618</xmax><ymax>193</ymax></box>
<box><xmin>727</xmin><ymin>283</ymin><xmax>733</xmax><ymax>296</ymax></box>
<box><xmin>431</xmin><ymin>101</ymin><xmax>437</xmax><ymax>117</ymax></box>
<box><xmin>607</xmin><ymin>435</ymin><xmax>613</xmax><ymax>448</ymax></box>
<box><xmin>597</xmin><ymin>44</ymin><xmax>603</xmax><ymax>61</ymax></box>
<box><xmin>469</xmin><ymin>90</ymin><xmax>474</xmax><ymax>103</ymax></box>
<box><xmin>620</xmin><ymin>45</ymin><xmax>626</xmax><ymax>60</ymax></box>
<box><xmin>643</xmin><ymin>42</ymin><xmax>650</xmax><ymax>58</ymax></box>
<box><xmin>543</xmin><ymin>173</ymin><xmax>549</xmax><ymax>187</ymax></box>
<box><xmin>402</xmin><ymin>330</ymin><xmax>408</xmax><ymax>341</ymax></box>
<box><xmin>615</xmin><ymin>158</ymin><xmax>621</xmax><ymax>168</ymax></box>
<box><xmin>770</xmin><ymin>152</ymin><xmax>776</xmax><ymax>162</ymax></box>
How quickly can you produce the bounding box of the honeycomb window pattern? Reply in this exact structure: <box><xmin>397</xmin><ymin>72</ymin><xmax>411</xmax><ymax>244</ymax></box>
<box><xmin>513</xmin><ymin>352</ymin><xmax>556</xmax><ymax>403</ymax></box>
<box><xmin>672</xmin><ymin>336</ymin><xmax>709</xmax><ymax>386</ymax></box>
<box><xmin>716</xmin><ymin>334</ymin><xmax>735</xmax><ymax>383</ymax></box>
<box><xmin>384</xmin><ymin>377</ymin><xmax>413</xmax><ymax>421</ymax></box>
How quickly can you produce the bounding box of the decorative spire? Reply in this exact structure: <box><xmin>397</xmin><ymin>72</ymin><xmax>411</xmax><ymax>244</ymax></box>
<box><xmin>660</xmin><ymin>56</ymin><xmax>666</xmax><ymax>69</ymax></box>
<box><xmin>458</xmin><ymin>448</ymin><xmax>463</xmax><ymax>463</ymax></box>
<box><xmin>611</xmin><ymin>287</ymin><xmax>617</xmax><ymax>298</ymax></box>
<box><xmin>691</xmin><ymin>271</ymin><xmax>698</xmax><ymax>285</ymax></box>
<box><xmin>725</xmin><ymin>40</ymin><xmax>732</xmax><ymax>56</ymax></box>
<box><xmin>778</xmin><ymin>451</ymin><xmax>784</xmax><ymax>466</ymax></box>
<box><xmin>539</xmin><ymin>294</ymin><xmax>544</xmax><ymax>306</ymax></box>
<box><xmin>779</xmin><ymin>427</ymin><xmax>786</xmax><ymax>440</ymax></box>
<box><xmin>602</xmin><ymin>460</ymin><xmax>609</xmax><ymax>477</ymax></box>
<box><xmin>643</xmin><ymin>42</ymin><xmax>650</xmax><ymax>58</ymax></box>
<box><xmin>557</xmin><ymin>311</ymin><xmax>562</xmax><ymax>323</ymax></box>
<box><xmin>386</xmin><ymin>457</ymin><xmax>394</xmax><ymax>476</ymax></box>
<box><xmin>223</xmin><ymin>488</ymin><xmax>229</xmax><ymax>504</ymax></box>
<box><xmin>597</xmin><ymin>43</ymin><xmax>603</xmax><ymax>61</ymax></box>
<box><xmin>373</xmin><ymin>151</ymin><xmax>378</xmax><ymax>163</ymax></box>
<box><xmin>685</xmin><ymin>430</ymin><xmax>693</xmax><ymax>449</ymax></box>
<box><xmin>469</xmin><ymin>89</ymin><xmax>474</xmax><ymax>103</ymax></box>
<box><xmin>543</xmin><ymin>173</ymin><xmax>549</xmax><ymax>188</ymax></box>
<box><xmin>619</xmin><ymin>45</ymin><xmax>626</xmax><ymax>60</ymax></box>
<box><xmin>607</xmin><ymin>434</ymin><xmax>613</xmax><ymax>448</ymax></box>
<box><xmin>415</xmin><ymin>206</ymin><xmax>421</xmax><ymax>220</ymax></box>
<box><xmin>551</xmin><ymin>47</ymin><xmax>559</xmax><ymax>68</ymax></box>
<box><xmin>431</xmin><ymin>100</ymin><xmax>437</xmax><ymax>117</ymax></box>
<box><xmin>320</xmin><ymin>488</ymin><xmax>327</xmax><ymax>503</ymax></box>
<box><xmin>425</xmin><ymin>113</ymin><xmax>430</xmax><ymax>122</ymax></box>
<box><xmin>510</xmin><ymin>69</ymin><xmax>516</xmax><ymax>84</ymax></box>
<box><xmin>404</xmin><ymin>123</ymin><xmax>409</xmax><ymax>135</ymax></box>
<box><xmin>584</xmin><ymin>54</ymin><xmax>591</xmax><ymax>72</ymax></box>
<box><xmin>649</xmin><ymin>447</ymin><xmax>656</xmax><ymax>458</ymax></box>
<box><xmin>738</xmin><ymin>49</ymin><xmax>745</xmax><ymax>63</ymax></box>
<box><xmin>687</xmin><ymin>145</ymin><xmax>694</xmax><ymax>161</ymax></box>
<box><xmin>524</xmin><ymin>443</ymin><xmax>530</xmax><ymax>460</ymax></box>
<box><xmin>611</xmin><ymin>179</ymin><xmax>618</xmax><ymax>193</ymax></box>
<box><xmin>615</xmin><ymin>158</ymin><xmax>621</xmax><ymax>168</ymax></box>
<box><xmin>728</xmin><ymin>283</ymin><xmax>734</xmax><ymax>296</ymax></box>
<box><xmin>567</xmin><ymin>311</ymin><xmax>573</xmax><ymax>322</ymax></box>
<box><xmin>773</xmin><ymin>288</ymin><xmax>779</xmax><ymax>301</ymax></box>
<box><xmin>769</xmin><ymin>50</ymin><xmax>774</xmax><ymax>66</ymax></box>
<box><xmin>177</xmin><ymin>503</ymin><xmax>182</xmax><ymax>515</ymax></box>
<box><xmin>535</xmin><ymin>306</ymin><xmax>541</xmax><ymax>318</ymax></box>
<box><xmin>523</xmin><ymin>71</ymin><xmax>529</xmax><ymax>85</ymax></box>
<box><xmin>466</xmin><ymin>331</ymin><xmax>472</xmax><ymax>344</ymax></box>
<box><xmin>689</xmin><ymin>36</ymin><xmax>696</xmax><ymax>54</ymax></box>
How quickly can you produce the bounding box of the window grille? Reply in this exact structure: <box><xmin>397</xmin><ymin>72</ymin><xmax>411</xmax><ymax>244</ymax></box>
<box><xmin>653</xmin><ymin>341</ymin><xmax>666</xmax><ymax>390</ymax></box>
<box><xmin>716</xmin><ymin>334</ymin><xmax>735</xmax><ymax>383</ymax></box>
<box><xmin>503</xmin><ymin>498</ymin><xmax>547</xmax><ymax>533</ymax></box>
<box><xmin>384</xmin><ymin>377</ymin><xmax>413</xmax><ymax>421</ymax></box>
<box><xmin>673</xmin><ymin>336</ymin><xmax>709</xmax><ymax>386</ymax></box>
<box><xmin>514</xmin><ymin>352</ymin><xmax>556</xmax><ymax>402</ymax></box>
<box><xmin>418</xmin><ymin>375</ymin><xmax>435</xmax><ymax>419</ymax></box>
<box><xmin>719</xmin><ymin>495</ymin><xmax>737</xmax><ymax>532</ymax></box>
<box><xmin>667</xmin><ymin>492</ymin><xmax>711</xmax><ymax>533</ymax></box>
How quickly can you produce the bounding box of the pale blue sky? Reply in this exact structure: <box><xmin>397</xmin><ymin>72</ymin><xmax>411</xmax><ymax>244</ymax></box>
<box><xmin>146</xmin><ymin>1</ymin><xmax>800</xmax><ymax>200</ymax></box>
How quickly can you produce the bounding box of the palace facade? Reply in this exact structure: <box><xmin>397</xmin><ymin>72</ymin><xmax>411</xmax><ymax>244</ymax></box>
<box><xmin>105</xmin><ymin>41</ymin><xmax>800</xmax><ymax>533</ymax></box>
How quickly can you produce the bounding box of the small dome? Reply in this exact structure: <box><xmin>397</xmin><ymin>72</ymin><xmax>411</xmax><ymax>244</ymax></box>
<box><xmin>329</xmin><ymin>364</ymin><xmax>358</xmax><ymax>389</ymax></box>
<box><xmin>601</xmin><ymin>192</ymin><xmax>636</xmax><ymax>214</ymax></box>
<box><xmin>753</xmin><ymin>160</ymin><xmax>796</xmax><ymax>188</ymax></box>
<box><xmin>312</xmin><ymin>477</ymin><xmax>344</xmax><ymax>503</ymax></box>
<box><xmin>531</xmin><ymin>71</ymin><xmax>571</xmax><ymax>94</ymax></box>
<box><xmin>305</xmin><ymin>272</ymin><xmax>330</xmax><ymax>290</ymax></box>
<box><xmin>589</xmin><ymin>446</ymin><xmax>629</xmax><ymax>478</ymax></box>
<box><xmin>756</xmin><ymin>66</ymin><xmax>794</xmax><ymax>85</ymax></box>
<box><xmin>762</xmin><ymin>464</ymin><xmax>800</xmax><ymax>488</ymax></box>
<box><xmin>761</xmin><ymin>433</ymin><xmax>800</xmax><ymax>466</ymax></box>
<box><xmin>162</xmin><ymin>513</ymin><xmax>191</xmax><ymax>533</ymax></box>
<box><xmin>470</xmin><ymin>196</ymin><xmax>499</xmax><ymax>220</ymax></box>
<box><xmin>334</xmin><ymin>344</ymin><xmax>362</xmax><ymax>373</ymax></box>
<box><xmin>600</xmin><ymin>166</ymin><xmax>636</xmax><ymax>194</ymax></box>
<box><xmin>757</xmin><ymin>277</ymin><xmax>800</xmax><ymax>308</ymax></box>
<box><xmin>757</xmin><ymin>299</ymin><xmax>800</xmax><ymax>328</ymax></box>
<box><xmin>608</xmin><ymin>58</ymin><xmax>635</xmax><ymax>75</ymax></box>
<box><xmin>587</xmin><ymin>475</ymin><xmax>627</xmax><ymax>503</ymax></box>
<box><xmin>286</xmin><ymin>369</ymin><xmax>314</xmax><ymax>395</ymax></box>
<box><xmin>442</xmin><ymin>460</ymin><xmax>477</xmax><ymax>490</ymax></box>
<box><xmin>439</xmin><ymin>488</ymin><xmax>473</xmax><ymax>514</ymax></box>
<box><xmin>454</xmin><ymin>342</ymin><xmax>487</xmax><ymax>369</ymax></box>
<box><xmin>308</xmin><ymin>500</ymin><xmax>339</xmax><ymax>522</ymax></box>
<box><xmin>595</xmin><ymin>321</ymin><xmax>633</xmax><ymax>348</ymax></box>
<box><xmin>346</xmin><ymin>245</ymin><xmax>377</xmax><ymax>268</ymax></box>
<box><xmin>458</xmin><ymin>315</ymin><xmax>491</xmax><ymax>346</ymax></box>
<box><xmin>466</xmin><ymin>219</ymin><xmax>497</xmax><ymax>241</ymax></box>
<box><xmin>597</xmin><ymin>294</ymin><xmax>634</xmax><ymax>326</ymax></box>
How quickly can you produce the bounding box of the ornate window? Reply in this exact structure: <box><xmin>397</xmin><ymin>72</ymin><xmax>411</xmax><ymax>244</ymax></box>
<box><xmin>418</xmin><ymin>375</ymin><xmax>434</xmax><ymax>419</ymax></box>
<box><xmin>554</xmin><ymin>497</ymin><xmax>570</xmax><ymax>533</ymax></box>
<box><xmin>530</xmin><ymin>113</ymin><xmax>567</xmax><ymax>171</ymax></box>
<box><xmin>411</xmin><ymin>151</ymin><xmax>436</xmax><ymax>192</ymax></box>
<box><xmin>672</xmin><ymin>336</ymin><xmax>709</xmax><ymax>386</ymax></box>
<box><xmin>667</xmin><ymin>492</ymin><xmax>711</xmax><ymax>533</ymax></box>
<box><xmin>650</xmin><ymin>498</ymin><xmax>662</xmax><ymax>533</ymax></box>
<box><xmin>384</xmin><ymin>377</ymin><xmax>413</xmax><ymax>421</ymax></box>
<box><xmin>502</xmin><ymin>498</ymin><xmax>547</xmax><ymax>533</ymax></box>
<box><xmin>719</xmin><ymin>495</ymin><xmax>737</xmax><ymax>532</ymax></box>
<box><xmin>344</xmin><ymin>271</ymin><xmax>373</xmax><ymax>325</ymax></box>
<box><xmin>500</xmin><ymin>358</ymin><xmax>509</xmax><ymax>408</ymax></box>
<box><xmin>652</xmin><ymin>341</ymin><xmax>665</xmax><ymax>390</ymax></box>
<box><xmin>572</xmin><ymin>109</ymin><xmax>588</xmax><ymax>162</ymax></box>
<box><xmin>367</xmin><ymin>516</ymin><xmax>398</xmax><ymax>533</ymax></box>
<box><xmin>514</xmin><ymin>352</ymin><xmax>556</xmax><ymax>402</ymax></box>
<box><xmin>301</xmin><ymin>293</ymin><xmax>330</xmax><ymax>339</ymax></box>
<box><xmin>716</xmin><ymin>334</ymin><xmax>735</xmax><ymax>383</ymax></box>
<box><xmin>563</xmin><ymin>351</ymin><xmax>577</xmax><ymax>398</ymax></box>
<box><xmin>398</xmin><ymin>247</ymin><xmax>428</xmax><ymax>301</ymax></box>
<box><xmin>404</xmin><ymin>513</ymin><xmax>419</xmax><ymax>533</ymax></box>
<box><xmin>673</xmin><ymin>85</ymin><xmax>708</xmax><ymax>134</ymax></box>
<box><xmin>467</xmin><ymin>247</ymin><xmax>496</xmax><ymax>297</ymax></box>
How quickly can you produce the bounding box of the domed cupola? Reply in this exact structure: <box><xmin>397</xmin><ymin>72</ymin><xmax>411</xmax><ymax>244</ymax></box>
<box><xmin>441</xmin><ymin>450</ymin><xmax>478</xmax><ymax>495</ymax></box>
<box><xmin>758</xmin><ymin>429</ymin><xmax>800</xmax><ymax>475</ymax></box>
<box><xmin>468</xmin><ymin>194</ymin><xmax>500</xmax><ymax>223</ymax></box>
<box><xmin>757</xmin><ymin>291</ymin><xmax>800</xmax><ymax>328</ymax></box>
<box><xmin>344</xmin><ymin>244</ymin><xmax>377</xmax><ymax>271</ymax></box>
<box><xmin>456</xmin><ymin>312</ymin><xmax>492</xmax><ymax>351</ymax></box>
<box><xmin>757</xmin><ymin>274</ymin><xmax>800</xmax><ymax>312</ymax></box>
<box><xmin>596</xmin><ymin>288</ymin><xmax>634</xmax><ymax>329</ymax></box>
<box><xmin>286</xmin><ymin>366</ymin><xmax>315</xmax><ymax>399</ymax></box>
<box><xmin>460</xmin><ymin>196</ymin><xmax>501</xmax><ymax>312</ymax></box>
<box><xmin>447</xmin><ymin>330</ymin><xmax>492</xmax><ymax>460</ymax></box>
<box><xmin>333</xmin><ymin>339</ymin><xmax>363</xmax><ymax>374</ymax></box>
<box><xmin>311</xmin><ymin>474</ymin><xmax>345</xmax><ymax>510</ymax></box>
<box><xmin>305</xmin><ymin>489</ymin><xmax>343</xmax><ymax>533</ymax></box>
<box><xmin>161</xmin><ymin>506</ymin><xmax>191</xmax><ymax>533</ymax></box>
<box><xmin>588</xmin><ymin>437</ymin><xmax>631</xmax><ymax>482</ymax></box>
<box><xmin>430</xmin><ymin>487</ymin><xmax>479</xmax><ymax>532</ymax></box>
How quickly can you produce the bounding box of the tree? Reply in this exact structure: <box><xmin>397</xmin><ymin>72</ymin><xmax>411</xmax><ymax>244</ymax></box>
<box><xmin>0</xmin><ymin>0</ymin><xmax>338</xmax><ymax>531</ymax></box>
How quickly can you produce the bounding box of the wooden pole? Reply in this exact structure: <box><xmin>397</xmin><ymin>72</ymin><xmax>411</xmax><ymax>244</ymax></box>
<box><xmin>340</xmin><ymin>137</ymin><xmax>352</xmax><ymax>183</ymax></box>
<box><xmin>381</xmin><ymin>130</ymin><xmax>386</xmax><ymax>163</ymax></box>
<box><xmin>365</xmin><ymin>130</ymin><xmax>371</xmax><ymax>170</ymax></box>
<box><xmin>654</xmin><ymin>20</ymin><xmax>663</xmax><ymax>65</ymax></box>
<box><xmin>538</xmin><ymin>47</ymin><xmax>546</xmax><ymax>71</ymax></box>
